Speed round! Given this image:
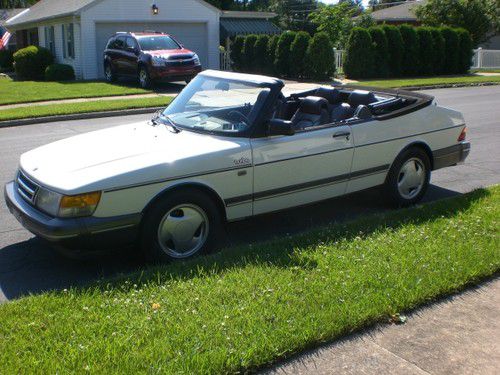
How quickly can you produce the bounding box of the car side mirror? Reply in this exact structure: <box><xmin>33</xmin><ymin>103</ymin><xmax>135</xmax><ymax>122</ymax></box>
<box><xmin>127</xmin><ymin>46</ymin><xmax>138</xmax><ymax>54</ymax></box>
<box><xmin>268</xmin><ymin>119</ymin><xmax>295</xmax><ymax>136</ymax></box>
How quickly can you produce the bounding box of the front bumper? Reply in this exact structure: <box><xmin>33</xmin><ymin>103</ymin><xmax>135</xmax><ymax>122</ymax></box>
<box><xmin>433</xmin><ymin>141</ymin><xmax>471</xmax><ymax>170</ymax></box>
<box><xmin>149</xmin><ymin>64</ymin><xmax>202</xmax><ymax>81</ymax></box>
<box><xmin>4</xmin><ymin>182</ymin><xmax>141</xmax><ymax>250</ymax></box>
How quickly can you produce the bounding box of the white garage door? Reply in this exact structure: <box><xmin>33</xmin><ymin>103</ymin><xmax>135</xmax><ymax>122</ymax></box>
<box><xmin>95</xmin><ymin>22</ymin><xmax>208</xmax><ymax>78</ymax></box>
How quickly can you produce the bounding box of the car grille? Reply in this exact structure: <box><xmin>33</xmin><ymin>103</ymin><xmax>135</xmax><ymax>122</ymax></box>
<box><xmin>168</xmin><ymin>54</ymin><xmax>194</xmax><ymax>61</ymax></box>
<box><xmin>16</xmin><ymin>170</ymin><xmax>40</xmax><ymax>204</ymax></box>
<box><xmin>166</xmin><ymin>58</ymin><xmax>195</xmax><ymax>67</ymax></box>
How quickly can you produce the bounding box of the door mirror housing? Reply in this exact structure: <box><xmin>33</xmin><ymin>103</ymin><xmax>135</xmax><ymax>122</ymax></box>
<box><xmin>127</xmin><ymin>46</ymin><xmax>139</xmax><ymax>54</ymax></box>
<box><xmin>268</xmin><ymin>119</ymin><xmax>295</xmax><ymax>136</ymax></box>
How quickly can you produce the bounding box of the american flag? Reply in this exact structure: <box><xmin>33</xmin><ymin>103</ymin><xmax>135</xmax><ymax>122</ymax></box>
<box><xmin>0</xmin><ymin>26</ymin><xmax>11</xmax><ymax>50</ymax></box>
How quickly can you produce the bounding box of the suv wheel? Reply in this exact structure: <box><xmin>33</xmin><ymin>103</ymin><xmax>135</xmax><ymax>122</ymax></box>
<box><xmin>140</xmin><ymin>189</ymin><xmax>223</xmax><ymax>263</ymax></box>
<box><xmin>385</xmin><ymin>147</ymin><xmax>431</xmax><ymax>207</ymax></box>
<box><xmin>138</xmin><ymin>66</ymin><xmax>152</xmax><ymax>89</ymax></box>
<box><xmin>104</xmin><ymin>63</ymin><xmax>116</xmax><ymax>82</ymax></box>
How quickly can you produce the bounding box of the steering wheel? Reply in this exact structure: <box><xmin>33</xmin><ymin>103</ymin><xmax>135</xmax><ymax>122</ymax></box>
<box><xmin>228</xmin><ymin>110</ymin><xmax>250</xmax><ymax>126</ymax></box>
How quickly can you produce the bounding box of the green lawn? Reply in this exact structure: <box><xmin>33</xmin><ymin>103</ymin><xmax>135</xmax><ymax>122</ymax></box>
<box><xmin>0</xmin><ymin>97</ymin><xmax>173</xmax><ymax>121</ymax></box>
<box><xmin>0</xmin><ymin>76</ymin><xmax>149</xmax><ymax>105</ymax></box>
<box><xmin>355</xmin><ymin>74</ymin><xmax>500</xmax><ymax>88</ymax></box>
<box><xmin>0</xmin><ymin>186</ymin><xmax>498</xmax><ymax>373</ymax></box>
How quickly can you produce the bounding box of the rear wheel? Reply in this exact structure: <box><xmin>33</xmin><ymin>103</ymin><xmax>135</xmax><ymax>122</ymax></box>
<box><xmin>385</xmin><ymin>147</ymin><xmax>431</xmax><ymax>207</ymax></box>
<box><xmin>140</xmin><ymin>189</ymin><xmax>223</xmax><ymax>263</ymax></box>
<box><xmin>138</xmin><ymin>66</ymin><xmax>152</xmax><ymax>89</ymax></box>
<box><xmin>104</xmin><ymin>62</ymin><xmax>116</xmax><ymax>82</ymax></box>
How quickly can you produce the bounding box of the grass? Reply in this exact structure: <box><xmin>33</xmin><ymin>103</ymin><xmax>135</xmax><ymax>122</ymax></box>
<box><xmin>0</xmin><ymin>97</ymin><xmax>173</xmax><ymax>121</ymax></box>
<box><xmin>0</xmin><ymin>76</ymin><xmax>149</xmax><ymax>105</ymax></box>
<box><xmin>355</xmin><ymin>74</ymin><xmax>500</xmax><ymax>88</ymax></box>
<box><xmin>0</xmin><ymin>186</ymin><xmax>499</xmax><ymax>373</ymax></box>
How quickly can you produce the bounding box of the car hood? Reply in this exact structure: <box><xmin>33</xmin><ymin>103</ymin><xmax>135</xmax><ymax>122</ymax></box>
<box><xmin>20</xmin><ymin>122</ymin><xmax>250</xmax><ymax>195</ymax></box>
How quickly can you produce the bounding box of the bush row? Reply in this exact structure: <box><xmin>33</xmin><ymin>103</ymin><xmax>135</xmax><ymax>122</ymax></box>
<box><xmin>0</xmin><ymin>49</ymin><xmax>14</xmax><ymax>71</ymax></box>
<box><xmin>12</xmin><ymin>45</ymin><xmax>75</xmax><ymax>81</ymax></box>
<box><xmin>344</xmin><ymin>25</ymin><xmax>473</xmax><ymax>79</ymax></box>
<box><xmin>230</xmin><ymin>31</ymin><xmax>335</xmax><ymax>80</ymax></box>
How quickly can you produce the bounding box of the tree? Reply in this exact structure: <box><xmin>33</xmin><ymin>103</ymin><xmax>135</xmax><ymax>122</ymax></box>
<box><xmin>267</xmin><ymin>34</ymin><xmax>280</xmax><ymax>75</ymax></box>
<box><xmin>271</xmin><ymin>0</ymin><xmax>318</xmax><ymax>33</ymax></box>
<box><xmin>254</xmin><ymin>34</ymin><xmax>270</xmax><ymax>74</ymax></box>
<box><xmin>368</xmin><ymin>27</ymin><xmax>389</xmax><ymax>78</ymax></box>
<box><xmin>306</xmin><ymin>32</ymin><xmax>335</xmax><ymax>80</ymax></box>
<box><xmin>440</xmin><ymin>27</ymin><xmax>460</xmax><ymax>74</ymax></box>
<box><xmin>399</xmin><ymin>25</ymin><xmax>419</xmax><ymax>77</ymax></box>
<box><xmin>415</xmin><ymin>0</ymin><xmax>496</xmax><ymax>46</ymax></box>
<box><xmin>355</xmin><ymin>12</ymin><xmax>376</xmax><ymax>28</ymax></box>
<box><xmin>344</xmin><ymin>27</ymin><xmax>374</xmax><ymax>79</ymax></box>
<box><xmin>290</xmin><ymin>31</ymin><xmax>311</xmax><ymax>78</ymax></box>
<box><xmin>381</xmin><ymin>25</ymin><xmax>404</xmax><ymax>77</ymax></box>
<box><xmin>230</xmin><ymin>35</ymin><xmax>245</xmax><ymax>71</ymax></box>
<box><xmin>457</xmin><ymin>28</ymin><xmax>473</xmax><ymax>74</ymax></box>
<box><xmin>0</xmin><ymin>0</ymin><xmax>37</xmax><ymax>8</ymax></box>
<box><xmin>416</xmin><ymin>27</ymin><xmax>434</xmax><ymax>75</ymax></box>
<box><xmin>242</xmin><ymin>34</ymin><xmax>258</xmax><ymax>72</ymax></box>
<box><xmin>308</xmin><ymin>2</ymin><xmax>357</xmax><ymax>48</ymax></box>
<box><xmin>429</xmin><ymin>28</ymin><xmax>446</xmax><ymax>75</ymax></box>
<box><xmin>275</xmin><ymin>31</ymin><xmax>296</xmax><ymax>77</ymax></box>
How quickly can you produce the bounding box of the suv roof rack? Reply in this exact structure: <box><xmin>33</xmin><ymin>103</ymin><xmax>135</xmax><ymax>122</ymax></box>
<box><xmin>143</xmin><ymin>30</ymin><xmax>165</xmax><ymax>34</ymax></box>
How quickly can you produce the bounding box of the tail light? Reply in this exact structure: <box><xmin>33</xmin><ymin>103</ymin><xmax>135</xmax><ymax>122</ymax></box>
<box><xmin>458</xmin><ymin>127</ymin><xmax>467</xmax><ymax>142</ymax></box>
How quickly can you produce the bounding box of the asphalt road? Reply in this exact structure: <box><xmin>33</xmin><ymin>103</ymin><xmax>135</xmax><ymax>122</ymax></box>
<box><xmin>0</xmin><ymin>86</ymin><xmax>499</xmax><ymax>302</ymax></box>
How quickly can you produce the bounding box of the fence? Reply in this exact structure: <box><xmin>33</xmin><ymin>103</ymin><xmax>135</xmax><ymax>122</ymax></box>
<box><xmin>220</xmin><ymin>50</ymin><xmax>232</xmax><ymax>71</ymax></box>
<box><xmin>471</xmin><ymin>48</ymin><xmax>500</xmax><ymax>69</ymax></box>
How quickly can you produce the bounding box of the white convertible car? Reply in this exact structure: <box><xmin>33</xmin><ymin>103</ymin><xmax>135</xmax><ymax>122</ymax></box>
<box><xmin>5</xmin><ymin>70</ymin><xmax>470</xmax><ymax>261</ymax></box>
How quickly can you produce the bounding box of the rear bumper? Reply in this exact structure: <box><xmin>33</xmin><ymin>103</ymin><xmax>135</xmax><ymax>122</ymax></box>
<box><xmin>4</xmin><ymin>181</ymin><xmax>141</xmax><ymax>251</ymax></box>
<box><xmin>433</xmin><ymin>142</ymin><xmax>471</xmax><ymax>170</ymax></box>
<box><xmin>149</xmin><ymin>64</ymin><xmax>202</xmax><ymax>81</ymax></box>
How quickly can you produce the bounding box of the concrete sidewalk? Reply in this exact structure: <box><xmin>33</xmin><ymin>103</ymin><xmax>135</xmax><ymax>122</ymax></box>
<box><xmin>266</xmin><ymin>278</ymin><xmax>500</xmax><ymax>375</ymax></box>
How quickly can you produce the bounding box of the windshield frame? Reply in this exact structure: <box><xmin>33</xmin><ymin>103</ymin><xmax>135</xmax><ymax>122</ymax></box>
<box><xmin>158</xmin><ymin>72</ymin><xmax>284</xmax><ymax>138</ymax></box>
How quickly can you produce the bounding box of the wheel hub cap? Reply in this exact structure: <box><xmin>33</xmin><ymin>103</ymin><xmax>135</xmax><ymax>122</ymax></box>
<box><xmin>397</xmin><ymin>158</ymin><xmax>426</xmax><ymax>200</ymax></box>
<box><xmin>157</xmin><ymin>204</ymin><xmax>208</xmax><ymax>258</ymax></box>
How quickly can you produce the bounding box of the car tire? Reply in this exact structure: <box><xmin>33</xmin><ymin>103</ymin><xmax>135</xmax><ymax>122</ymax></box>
<box><xmin>104</xmin><ymin>62</ymin><xmax>117</xmax><ymax>83</ymax></box>
<box><xmin>138</xmin><ymin>66</ymin><xmax>152</xmax><ymax>89</ymax></box>
<box><xmin>140</xmin><ymin>189</ymin><xmax>223</xmax><ymax>263</ymax></box>
<box><xmin>384</xmin><ymin>147</ymin><xmax>431</xmax><ymax>207</ymax></box>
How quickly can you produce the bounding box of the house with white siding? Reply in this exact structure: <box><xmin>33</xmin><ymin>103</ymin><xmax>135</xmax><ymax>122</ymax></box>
<box><xmin>6</xmin><ymin>0</ymin><xmax>280</xmax><ymax>80</ymax></box>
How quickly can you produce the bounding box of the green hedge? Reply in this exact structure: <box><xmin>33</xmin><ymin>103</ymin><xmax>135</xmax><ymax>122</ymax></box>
<box><xmin>0</xmin><ymin>49</ymin><xmax>14</xmax><ymax>71</ymax></box>
<box><xmin>254</xmin><ymin>34</ymin><xmax>270</xmax><ymax>75</ymax></box>
<box><xmin>368</xmin><ymin>27</ymin><xmax>389</xmax><ymax>78</ymax></box>
<box><xmin>306</xmin><ymin>32</ymin><xmax>335</xmax><ymax>81</ymax></box>
<box><xmin>290</xmin><ymin>31</ymin><xmax>311</xmax><ymax>79</ymax></box>
<box><xmin>381</xmin><ymin>25</ymin><xmax>404</xmax><ymax>77</ymax></box>
<box><xmin>45</xmin><ymin>64</ymin><xmax>75</xmax><ymax>81</ymax></box>
<box><xmin>230</xmin><ymin>35</ymin><xmax>245</xmax><ymax>72</ymax></box>
<box><xmin>430</xmin><ymin>28</ymin><xmax>446</xmax><ymax>75</ymax></box>
<box><xmin>440</xmin><ymin>27</ymin><xmax>460</xmax><ymax>75</ymax></box>
<box><xmin>416</xmin><ymin>27</ymin><xmax>434</xmax><ymax>76</ymax></box>
<box><xmin>399</xmin><ymin>25</ymin><xmax>420</xmax><ymax>77</ymax></box>
<box><xmin>242</xmin><ymin>34</ymin><xmax>258</xmax><ymax>72</ymax></box>
<box><xmin>13</xmin><ymin>46</ymin><xmax>54</xmax><ymax>80</ymax></box>
<box><xmin>266</xmin><ymin>35</ymin><xmax>279</xmax><ymax>75</ymax></box>
<box><xmin>457</xmin><ymin>28</ymin><xmax>473</xmax><ymax>74</ymax></box>
<box><xmin>275</xmin><ymin>31</ymin><xmax>296</xmax><ymax>78</ymax></box>
<box><xmin>344</xmin><ymin>27</ymin><xmax>374</xmax><ymax>79</ymax></box>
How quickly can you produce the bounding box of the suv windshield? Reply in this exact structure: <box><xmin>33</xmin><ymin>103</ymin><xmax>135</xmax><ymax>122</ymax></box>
<box><xmin>161</xmin><ymin>75</ymin><xmax>270</xmax><ymax>135</ymax></box>
<box><xmin>137</xmin><ymin>35</ymin><xmax>181</xmax><ymax>50</ymax></box>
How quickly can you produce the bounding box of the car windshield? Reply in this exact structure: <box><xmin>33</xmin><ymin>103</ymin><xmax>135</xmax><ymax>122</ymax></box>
<box><xmin>137</xmin><ymin>35</ymin><xmax>180</xmax><ymax>50</ymax></box>
<box><xmin>160</xmin><ymin>75</ymin><xmax>271</xmax><ymax>134</ymax></box>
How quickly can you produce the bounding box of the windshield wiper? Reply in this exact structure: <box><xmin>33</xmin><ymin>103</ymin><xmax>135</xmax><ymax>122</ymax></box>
<box><xmin>150</xmin><ymin>111</ymin><xmax>181</xmax><ymax>133</ymax></box>
<box><xmin>161</xmin><ymin>114</ymin><xmax>181</xmax><ymax>133</ymax></box>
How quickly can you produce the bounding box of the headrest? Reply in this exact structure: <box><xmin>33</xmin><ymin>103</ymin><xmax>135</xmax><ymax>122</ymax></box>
<box><xmin>315</xmin><ymin>87</ymin><xmax>341</xmax><ymax>104</ymax></box>
<box><xmin>299</xmin><ymin>96</ymin><xmax>329</xmax><ymax>115</ymax></box>
<box><xmin>348</xmin><ymin>90</ymin><xmax>377</xmax><ymax>108</ymax></box>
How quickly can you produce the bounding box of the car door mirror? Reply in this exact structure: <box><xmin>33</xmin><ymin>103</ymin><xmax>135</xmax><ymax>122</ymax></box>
<box><xmin>127</xmin><ymin>46</ymin><xmax>138</xmax><ymax>54</ymax></box>
<box><xmin>268</xmin><ymin>119</ymin><xmax>295</xmax><ymax>136</ymax></box>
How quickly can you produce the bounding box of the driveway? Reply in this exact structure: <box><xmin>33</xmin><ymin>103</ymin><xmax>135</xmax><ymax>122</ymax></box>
<box><xmin>0</xmin><ymin>85</ymin><xmax>499</xmax><ymax>302</ymax></box>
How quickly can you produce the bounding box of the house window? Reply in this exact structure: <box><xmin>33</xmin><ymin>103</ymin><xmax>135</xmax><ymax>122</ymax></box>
<box><xmin>62</xmin><ymin>24</ymin><xmax>75</xmax><ymax>59</ymax></box>
<box><xmin>44</xmin><ymin>26</ymin><xmax>55</xmax><ymax>55</ymax></box>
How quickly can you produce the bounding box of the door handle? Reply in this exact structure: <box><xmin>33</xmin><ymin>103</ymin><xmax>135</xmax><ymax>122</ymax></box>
<box><xmin>332</xmin><ymin>131</ymin><xmax>351</xmax><ymax>140</ymax></box>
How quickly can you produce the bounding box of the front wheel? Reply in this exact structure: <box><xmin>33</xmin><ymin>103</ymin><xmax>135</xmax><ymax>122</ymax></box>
<box><xmin>138</xmin><ymin>66</ymin><xmax>152</xmax><ymax>89</ymax></box>
<box><xmin>140</xmin><ymin>189</ymin><xmax>223</xmax><ymax>263</ymax></box>
<box><xmin>385</xmin><ymin>147</ymin><xmax>431</xmax><ymax>207</ymax></box>
<box><xmin>104</xmin><ymin>63</ymin><xmax>116</xmax><ymax>82</ymax></box>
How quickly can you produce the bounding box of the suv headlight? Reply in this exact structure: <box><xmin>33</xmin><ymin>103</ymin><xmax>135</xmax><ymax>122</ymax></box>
<box><xmin>193</xmin><ymin>53</ymin><xmax>200</xmax><ymax>65</ymax></box>
<box><xmin>151</xmin><ymin>56</ymin><xmax>167</xmax><ymax>67</ymax></box>
<box><xmin>36</xmin><ymin>189</ymin><xmax>101</xmax><ymax>218</ymax></box>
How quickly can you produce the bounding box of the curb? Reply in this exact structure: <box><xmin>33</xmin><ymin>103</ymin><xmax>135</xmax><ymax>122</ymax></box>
<box><xmin>0</xmin><ymin>81</ymin><xmax>499</xmax><ymax>128</ymax></box>
<box><xmin>0</xmin><ymin>106</ymin><xmax>164</xmax><ymax>129</ymax></box>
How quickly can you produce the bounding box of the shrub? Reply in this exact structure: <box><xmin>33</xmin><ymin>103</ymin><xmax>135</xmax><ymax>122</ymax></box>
<box><xmin>253</xmin><ymin>34</ymin><xmax>270</xmax><ymax>75</ymax></box>
<box><xmin>275</xmin><ymin>31</ymin><xmax>296</xmax><ymax>77</ymax></box>
<box><xmin>45</xmin><ymin>64</ymin><xmax>75</xmax><ymax>81</ymax></box>
<box><xmin>0</xmin><ymin>49</ymin><xmax>14</xmax><ymax>71</ymax></box>
<box><xmin>230</xmin><ymin>35</ymin><xmax>245</xmax><ymax>72</ymax></box>
<box><xmin>399</xmin><ymin>25</ymin><xmax>419</xmax><ymax>77</ymax></box>
<box><xmin>290</xmin><ymin>31</ymin><xmax>311</xmax><ymax>79</ymax></box>
<box><xmin>368</xmin><ymin>26</ymin><xmax>389</xmax><ymax>78</ymax></box>
<box><xmin>344</xmin><ymin>27</ymin><xmax>374</xmax><ymax>79</ymax></box>
<box><xmin>13</xmin><ymin>45</ymin><xmax>54</xmax><ymax>80</ymax></box>
<box><xmin>429</xmin><ymin>28</ymin><xmax>446</xmax><ymax>75</ymax></box>
<box><xmin>381</xmin><ymin>25</ymin><xmax>404</xmax><ymax>77</ymax></box>
<box><xmin>266</xmin><ymin>34</ymin><xmax>279</xmax><ymax>75</ymax></box>
<box><xmin>440</xmin><ymin>27</ymin><xmax>460</xmax><ymax>74</ymax></box>
<box><xmin>457</xmin><ymin>28</ymin><xmax>473</xmax><ymax>74</ymax></box>
<box><xmin>306</xmin><ymin>32</ymin><xmax>335</xmax><ymax>81</ymax></box>
<box><xmin>242</xmin><ymin>34</ymin><xmax>258</xmax><ymax>72</ymax></box>
<box><xmin>416</xmin><ymin>27</ymin><xmax>435</xmax><ymax>75</ymax></box>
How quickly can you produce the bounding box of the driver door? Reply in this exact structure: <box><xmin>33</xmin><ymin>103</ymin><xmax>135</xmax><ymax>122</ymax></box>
<box><xmin>250</xmin><ymin>125</ymin><xmax>354</xmax><ymax>215</ymax></box>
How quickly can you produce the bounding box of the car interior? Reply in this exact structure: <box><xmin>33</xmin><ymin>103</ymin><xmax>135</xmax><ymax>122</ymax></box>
<box><xmin>272</xmin><ymin>87</ymin><xmax>417</xmax><ymax>131</ymax></box>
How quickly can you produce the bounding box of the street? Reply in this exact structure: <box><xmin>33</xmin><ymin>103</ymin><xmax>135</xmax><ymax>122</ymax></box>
<box><xmin>0</xmin><ymin>85</ymin><xmax>499</xmax><ymax>302</ymax></box>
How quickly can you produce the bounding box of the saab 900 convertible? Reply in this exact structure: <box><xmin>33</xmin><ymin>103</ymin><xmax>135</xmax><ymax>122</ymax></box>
<box><xmin>5</xmin><ymin>70</ymin><xmax>470</xmax><ymax>261</ymax></box>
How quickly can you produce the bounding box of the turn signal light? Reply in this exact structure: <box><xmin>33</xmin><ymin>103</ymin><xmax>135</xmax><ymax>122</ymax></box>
<box><xmin>458</xmin><ymin>127</ymin><xmax>467</xmax><ymax>142</ymax></box>
<box><xmin>59</xmin><ymin>191</ymin><xmax>101</xmax><ymax>217</ymax></box>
